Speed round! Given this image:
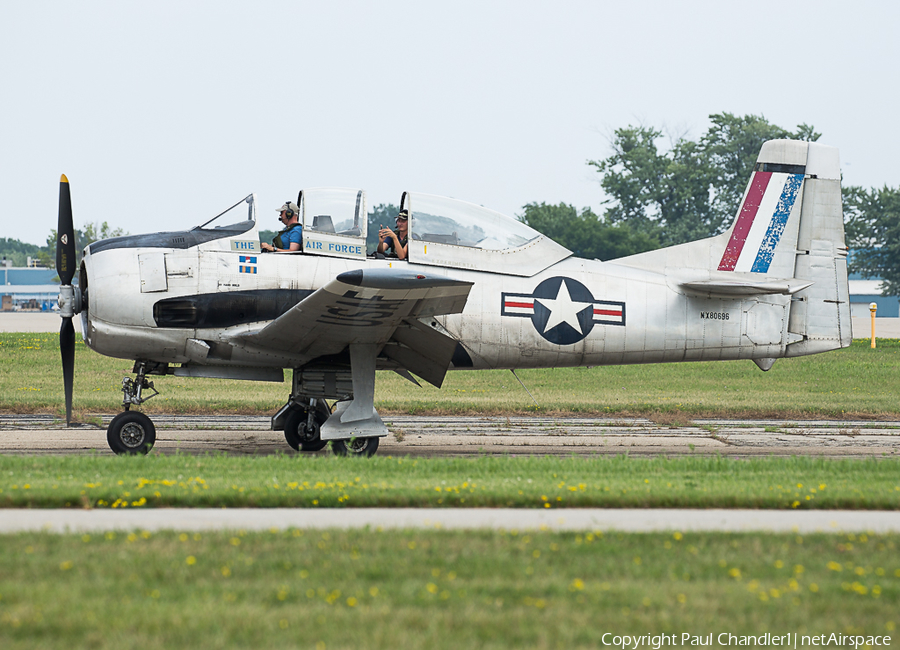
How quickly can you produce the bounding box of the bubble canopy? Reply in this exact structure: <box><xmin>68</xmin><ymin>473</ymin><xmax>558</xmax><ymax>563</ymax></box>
<box><xmin>407</xmin><ymin>193</ymin><xmax>540</xmax><ymax>250</ymax></box>
<box><xmin>223</xmin><ymin>187</ymin><xmax>572</xmax><ymax>275</ymax></box>
<box><xmin>403</xmin><ymin>192</ymin><xmax>571</xmax><ymax>276</ymax></box>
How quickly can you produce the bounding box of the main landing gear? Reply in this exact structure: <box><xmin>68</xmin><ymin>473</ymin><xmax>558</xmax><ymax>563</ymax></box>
<box><xmin>104</xmin><ymin>353</ymin><xmax>386</xmax><ymax>457</ymax></box>
<box><xmin>331</xmin><ymin>435</ymin><xmax>379</xmax><ymax>457</ymax></box>
<box><xmin>274</xmin><ymin>398</ymin><xmax>380</xmax><ymax>457</ymax></box>
<box><xmin>274</xmin><ymin>346</ymin><xmax>388</xmax><ymax>457</ymax></box>
<box><xmin>283</xmin><ymin>399</ymin><xmax>330</xmax><ymax>452</ymax></box>
<box><xmin>107</xmin><ymin>362</ymin><xmax>159</xmax><ymax>455</ymax></box>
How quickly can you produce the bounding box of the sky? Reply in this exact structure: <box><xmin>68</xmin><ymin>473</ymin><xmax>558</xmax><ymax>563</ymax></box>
<box><xmin>2</xmin><ymin>0</ymin><xmax>899</xmax><ymax>246</ymax></box>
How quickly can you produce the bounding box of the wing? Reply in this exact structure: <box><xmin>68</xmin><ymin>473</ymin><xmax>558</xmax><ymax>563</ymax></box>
<box><xmin>232</xmin><ymin>268</ymin><xmax>472</xmax><ymax>384</ymax></box>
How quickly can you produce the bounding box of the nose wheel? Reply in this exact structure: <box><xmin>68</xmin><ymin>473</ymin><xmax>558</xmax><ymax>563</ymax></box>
<box><xmin>107</xmin><ymin>411</ymin><xmax>156</xmax><ymax>455</ymax></box>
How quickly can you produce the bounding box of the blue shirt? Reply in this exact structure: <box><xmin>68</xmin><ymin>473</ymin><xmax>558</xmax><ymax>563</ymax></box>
<box><xmin>279</xmin><ymin>224</ymin><xmax>302</xmax><ymax>249</ymax></box>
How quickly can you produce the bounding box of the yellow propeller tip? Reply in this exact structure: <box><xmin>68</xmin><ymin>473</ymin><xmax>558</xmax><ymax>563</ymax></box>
<box><xmin>60</xmin><ymin>174</ymin><xmax>69</xmax><ymax>183</ymax></box>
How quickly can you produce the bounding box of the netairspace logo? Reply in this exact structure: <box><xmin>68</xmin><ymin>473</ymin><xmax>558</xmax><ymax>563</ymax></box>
<box><xmin>600</xmin><ymin>632</ymin><xmax>892</xmax><ymax>650</ymax></box>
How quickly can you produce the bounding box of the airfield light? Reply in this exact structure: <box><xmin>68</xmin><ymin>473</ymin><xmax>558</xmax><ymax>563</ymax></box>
<box><xmin>869</xmin><ymin>302</ymin><xmax>877</xmax><ymax>348</ymax></box>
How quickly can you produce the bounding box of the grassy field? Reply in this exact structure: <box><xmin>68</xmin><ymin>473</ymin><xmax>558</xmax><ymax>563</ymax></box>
<box><xmin>2</xmin><ymin>334</ymin><xmax>899</xmax><ymax>647</ymax></box>
<box><xmin>1</xmin><ymin>333</ymin><xmax>899</xmax><ymax>419</ymax></box>
<box><xmin>2</xmin><ymin>455</ymin><xmax>899</xmax><ymax>510</ymax></box>
<box><xmin>1</xmin><ymin>529</ymin><xmax>897</xmax><ymax>649</ymax></box>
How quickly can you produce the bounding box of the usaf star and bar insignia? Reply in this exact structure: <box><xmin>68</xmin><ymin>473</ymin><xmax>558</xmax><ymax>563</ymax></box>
<box><xmin>501</xmin><ymin>276</ymin><xmax>625</xmax><ymax>345</ymax></box>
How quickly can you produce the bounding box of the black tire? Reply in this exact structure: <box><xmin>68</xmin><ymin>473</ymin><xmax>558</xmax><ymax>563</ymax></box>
<box><xmin>107</xmin><ymin>411</ymin><xmax>155</xmax><ymax>455</ymax></box>
<box><xmin>331</xmin><ymin>436</ymin><xmax>379</xmax><ymax>457</ymax></box>
<box><xmin>283</xmin><ymin>400</ymin><xmax>331</xmax><ymax>452</ymax></box>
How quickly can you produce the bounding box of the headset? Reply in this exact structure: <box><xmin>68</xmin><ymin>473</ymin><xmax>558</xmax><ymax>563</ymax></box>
<box><xmin>281</xmin><ymin>202</ymin><xmax>295</xmax><ymax>220</ymax></box>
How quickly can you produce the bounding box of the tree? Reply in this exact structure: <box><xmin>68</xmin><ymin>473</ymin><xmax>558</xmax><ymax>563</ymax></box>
<box><xmin>367</xmin><ymin>203</ymin><xmax>400</xmax><ymax>254</ymax></box>
<box><xmin>45</xmin><ymin>221</ymin><xmax>128</xmax><ymax>275</ymax></box>
<box><xmin>0</xmin><ymin>238</ymin><xmax>45</xmax><ymax>267</ymax></box>
<box><xmin>258</xmin><ymin>229</ymin><xmax>278</xmax><ymax>248</ymax></box>
<box><xmin>843</xmin><ymin>185</ymin><xmax>900</xmax><ymax>295</ymax></box>
<box><xmin>518</xmin><ymin>202</ymin><xmax>660</xmax><ymax>260</ymax></box>
<box><xmin>701</xmin><ymin>113</ymin><xmax>820</xmax><ymax>231</ymax></box>
<box><xmin>588</xmin><ymin>113</ymin><xmax>821</xmax><ymax>246</ymax></box>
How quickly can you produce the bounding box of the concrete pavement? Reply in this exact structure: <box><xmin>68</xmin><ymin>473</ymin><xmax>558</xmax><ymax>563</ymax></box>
<box><xmin>3</xmin><ymin>508</ymin><xmax>899</xmax><ymax>534</ymax></box>
<box><xmin>2</xmin><ymin>415</ymin><xmax>899</xmax><ymax>458</ymax></box>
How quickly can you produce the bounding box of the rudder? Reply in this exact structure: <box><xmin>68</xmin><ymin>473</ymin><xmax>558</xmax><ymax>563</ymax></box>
<box><xmin>783</xmin><ymin>142</ymin><xmax>851</xmax><ymax>355</ymax></box>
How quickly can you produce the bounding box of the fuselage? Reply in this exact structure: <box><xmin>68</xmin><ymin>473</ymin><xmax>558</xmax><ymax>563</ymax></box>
<box><xmin>80</xmin><ymin>159</ymin><xmax>851</xmax><ymax>378</ymax></box>
<box><xmin>80</xmin><ymin>228</ymin><xmax>796</xmax><ymax>372</ymax></box>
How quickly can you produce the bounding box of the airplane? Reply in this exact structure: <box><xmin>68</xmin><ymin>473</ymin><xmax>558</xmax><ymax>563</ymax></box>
<box><xmin>55</xmin><ymin>138</ymin><xmax>851</xmax><ymax>456</ymax></box>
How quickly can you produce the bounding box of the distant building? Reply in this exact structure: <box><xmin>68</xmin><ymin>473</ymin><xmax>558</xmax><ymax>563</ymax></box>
<box><xmin>847</xmin><ymin>250</ymin><xmax>899</xmax><ymax>318</ymax></box>
<box><xmin>849</xmin><ymin>278</ymin><xmax>898</xmax><ymax>318</ymax></box>
<box><xmin>0</xmin><ymin>263</ymin><xmax>60</xmax><ymax>311</ymax></box>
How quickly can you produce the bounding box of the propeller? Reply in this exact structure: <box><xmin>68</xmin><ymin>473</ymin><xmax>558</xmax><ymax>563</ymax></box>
<box><xmin>56</xmin><ymin>174</ymin><xmax>78</xmax><ymax>426</ymax></box>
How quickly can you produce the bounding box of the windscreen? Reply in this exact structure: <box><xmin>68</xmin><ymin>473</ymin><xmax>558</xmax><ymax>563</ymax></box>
<box><xmin>195</xmin><ymin>195</ymin><xmax>256</xmax><ymax>233</ymax></box>
<box><xmin>302</xmin><ymin>188</ymin><xmax>364</xmax><ymax>237</ymax></box>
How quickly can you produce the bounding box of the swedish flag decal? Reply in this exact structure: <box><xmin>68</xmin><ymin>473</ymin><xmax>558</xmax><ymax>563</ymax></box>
<box><xmin>238</xmin><ymin>255</ymin><xmax>258</xmax><ymax>274</ymax></box>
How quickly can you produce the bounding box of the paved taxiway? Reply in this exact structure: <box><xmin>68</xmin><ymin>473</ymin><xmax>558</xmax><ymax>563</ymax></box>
<box><xmin>3</xmin><ymin>508</ymin><xmax>900</xmax><ymax>534</ymax></box>
<box><xmin>2</xmin><ymin>414</ymin><xmax>899</xmax><ymax>458</ymax></box>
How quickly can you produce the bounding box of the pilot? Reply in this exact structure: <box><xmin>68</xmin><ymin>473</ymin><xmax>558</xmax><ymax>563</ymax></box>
<box><xmin>377</xmin><ymin>209</ymin><xmax>409</xmax><ymax>260</ymax></box>
<box><xmin>261</xmin><ymin>202</ymin><xmax>302</xmax><ymax>252</ymax></box>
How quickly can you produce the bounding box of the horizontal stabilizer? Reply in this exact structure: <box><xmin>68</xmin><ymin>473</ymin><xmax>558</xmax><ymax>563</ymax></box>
<box><xmin>680</xmin><ymin>279</ymin><xmax>813</xmax><ymax>298</ymax></box>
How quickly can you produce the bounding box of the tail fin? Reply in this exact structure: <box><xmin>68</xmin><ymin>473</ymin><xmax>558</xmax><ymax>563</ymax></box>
<box><xmin>617</xmin><ymin>138</ymin><xmax>851</xmax><ymax>355</ymax></box>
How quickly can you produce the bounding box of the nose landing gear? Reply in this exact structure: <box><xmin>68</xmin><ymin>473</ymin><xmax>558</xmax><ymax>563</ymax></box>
<box><xmin>107</xmin><ymin>362</ymin><xmax>159</xmax><ymax>455</ymax></box>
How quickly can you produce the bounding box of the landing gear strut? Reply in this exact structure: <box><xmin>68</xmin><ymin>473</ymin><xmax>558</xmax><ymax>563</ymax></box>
<box><xmin>107</xmin><ymin>362</ymin><xmax>159</xmax><ymax>455</ymax></box>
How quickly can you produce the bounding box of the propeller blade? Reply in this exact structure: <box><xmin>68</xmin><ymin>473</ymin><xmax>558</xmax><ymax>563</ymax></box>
<box><xmin>61</xmin><ymin>316</ymin><xmax>75</xmax><ymax>426</ymax></box>
<box><xmin>57</xmin><ymin>174</ymin><xmax>76</xmax><ymax>286</ymax></box>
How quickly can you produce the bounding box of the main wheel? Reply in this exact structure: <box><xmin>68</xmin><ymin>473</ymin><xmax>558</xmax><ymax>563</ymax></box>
<box><xmin>107</xmin><ymin>411</ymin><xmax>156</xmax><ymax>455</ymax></box>
<box><xmin>284</xmin><ymin>400</ymin><xmax>331</xmax><ymax>452</ymax></box>
<box><xmin>331</xmin><ymin>437</ymin><xmax>379</xmax><ymax>457</ymax></box>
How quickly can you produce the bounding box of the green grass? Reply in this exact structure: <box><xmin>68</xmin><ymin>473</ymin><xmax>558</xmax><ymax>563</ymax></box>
<box><xmin>3</xmin><ymin>336</ymin><xmax>899</xmax><ymax>647</ymax></box>
<box><xmin>3</xmin><ymin>455</ymin><xmax>899</xmax><ymax>510</ymax></box>
<box><xmin>1</xmin><ymin>529</ymin><xmax>897</xmax><ymax>649</ymax></box>
<box><xmin>1</xmin><ymin>334</ymin><xmax>899</xmax><ymax>418</ymax></box>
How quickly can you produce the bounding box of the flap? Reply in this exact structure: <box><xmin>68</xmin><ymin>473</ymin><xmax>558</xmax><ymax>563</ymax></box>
<box><xmin>381</xmin><ymin>318</ymin><xmax>461</xmax><ymax>388</ymax></box>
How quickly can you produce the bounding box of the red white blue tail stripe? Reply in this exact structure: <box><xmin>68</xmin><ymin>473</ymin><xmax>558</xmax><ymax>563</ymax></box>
<box><xmin>718</xmin><ymin>172</ymin><xmax>804</xmax><ymax>273</ymax></box>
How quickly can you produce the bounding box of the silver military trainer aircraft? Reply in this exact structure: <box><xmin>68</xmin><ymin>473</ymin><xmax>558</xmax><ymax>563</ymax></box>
<box><xmin>55</xmin><ymin>138</ymin><xmax>850</xmax><ymax>456</ymax></box>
